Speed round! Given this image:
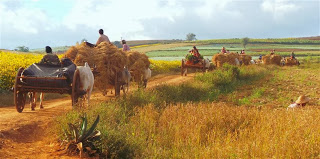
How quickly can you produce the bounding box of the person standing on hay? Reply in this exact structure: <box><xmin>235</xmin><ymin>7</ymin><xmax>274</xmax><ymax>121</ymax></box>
<box><xmin>96</xmin><ymin>29</ymin><xmax>111</xmax><ymax>46</ymax></box>
<box><xmin>288</xmin><ymin>95</ymin><xmax>310</xmax><ymax>109</ymax></box>
<box><xmin>122</xmin><ymin>40</ymin><xmax>130</xmax><ymax>51</ymax></box>
<box><xmin>39</xmin><ymin>46</ymin><xmax>61</xmax><ymax>66</ymax></box>
<box><xmin>221</xmin><ymin>47</ymin><xmax>227</xmax><ymax>54</ymax></box>
<box><xmin>270</xmin><ymin>49</ymin><xmax>275</xmax><ymax>55</ymax></box>
<box><xmin>240</xmin><ymin>50</ymin><xmax>245</xmax><ymax>55</ymax></box>
<box><xmin>191</xmin><ymin>46</ymin><xmax>201</xmax><ymax>64</ymax></box>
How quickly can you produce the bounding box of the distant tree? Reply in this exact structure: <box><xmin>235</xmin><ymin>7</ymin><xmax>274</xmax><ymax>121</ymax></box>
<box><xmin>15</xmin><ymin>46</ymin><xmax>29</xmax><ymax>52</ymax></box>
<box><xmin>241</xmin><ymin>37</ymin><xmax>250</xmax><ymax>48</ymax></box>
<box><xmin>186</xmin><ymin>33</ymin><xmax>196</xmax><ymax>41</ymax></box>
<box><xmin>113</xmin><ymin>41</ymin><xmax>122</xmax><ymax>48</ymax></box>
<box><xmin>81</xmin><ymin>38</ymin><xmax>88</xmax><ymax>43</ymax></box>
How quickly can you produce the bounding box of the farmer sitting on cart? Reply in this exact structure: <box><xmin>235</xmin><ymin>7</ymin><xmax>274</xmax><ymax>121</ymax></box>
<box><xmin>190</xmin><ymin>46</ymin><xmax>201</xmax><ymax>64</ymax></box>
<box><xmin>39</xmin><ymin>46</ymin><xmax>61</xmax><ymax>66</ymax></box>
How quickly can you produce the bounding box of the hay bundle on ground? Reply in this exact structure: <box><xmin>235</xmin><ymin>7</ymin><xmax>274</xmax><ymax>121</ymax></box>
<box><xmin>238</xmin><ymin>55</ymin><xmax>252</xmax><ymax>65</ymax></box>
<box><xmin>262</xmin><ymin>54</ymin><xmax>282</xmax><ymax>65</ymax></box>
<box><xmin>211</xmin><ymin>53</ymin><xmax>239</xmax><ymax>67</ymax></box>
<box><xmin>285</xmin><ymin>58</ymin><xmax>299</xmax><ymax>66</ymax></box>
<box><xmin>126</xmin><ymin>51</ymin><xmax>150</xmax><ymax>82</ymax></box>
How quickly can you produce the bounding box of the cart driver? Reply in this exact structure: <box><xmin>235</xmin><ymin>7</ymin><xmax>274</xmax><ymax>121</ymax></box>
<box><xmin>39</xmin><ymin>46</ymin><xmax>61</xmax><ymax>66</ymax></box>
<box><xmin>96</xmin><ymin>29</ymin><xmax>111</xmax><ymax>46</ymax></box>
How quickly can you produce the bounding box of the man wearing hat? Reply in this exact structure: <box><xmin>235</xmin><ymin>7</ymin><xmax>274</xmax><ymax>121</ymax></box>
<box><xmin>288</xmin><ymin>95</ymin><xmax>310</xmax><ymax>108</ymax></box>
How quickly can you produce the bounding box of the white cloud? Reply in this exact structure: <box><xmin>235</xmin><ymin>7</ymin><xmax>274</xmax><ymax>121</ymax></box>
<box><xmin>0</xmin><ymin>1</ymin><xmax>50</xmax><ymax>34</ymax></box>
<box><xmin>62</xmin><ymin>0</ymin><xmax>185</xmax><ymax>41</ymax></box>
<box><xmin>0</xmin><ymin>0</ymin><xmax>318</xmax><ymax>49</ymax></box>
<box><xmin>261</xmin><ymin>0</ymin><xmax>301</xmax><ymax>20</ymax></box>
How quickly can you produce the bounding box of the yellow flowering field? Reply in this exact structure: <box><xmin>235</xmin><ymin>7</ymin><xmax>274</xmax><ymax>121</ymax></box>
<box><xmin>150</xmin><ymin>59</ymin><xmax>180</xmax><ymax>73</ymax></box>
<box><xmin>0</xmin><ymin>51</ymin><xmax>181</xmax><ymax>90</ymax></box>
<box><xmin>0</xmin><ymin>51</ymin><xmax>43</xmax><ymax>90</ymax></box>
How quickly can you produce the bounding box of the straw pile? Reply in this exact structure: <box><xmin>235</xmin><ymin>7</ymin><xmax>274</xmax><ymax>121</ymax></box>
<box><xmin>285</xmin><ymin>58</ymin><xmax>299</xmax><ymax>66</ymax></box>
<box><xmin>262</xmin><ymin>54</ymin><xmax>282</xmax><ymax>65</ymax></box>
<box><xmin>238</xmin><ymin>55</ymin><xmax>252</xmax><ymax>65</ymax></box>
<box><xmin>212</xmin><ymin>53</ymin><xmax>239</xmax><ymax>67</ymax></box>
<box><xmin>64</xmin><ymin>42</ymin><xmax>127</xmax><ymax>90</ymax></box>
<box><xmin>126</xmin><ymin>51</ymin><xmax>150</xmax><ymax>82</ymax></box>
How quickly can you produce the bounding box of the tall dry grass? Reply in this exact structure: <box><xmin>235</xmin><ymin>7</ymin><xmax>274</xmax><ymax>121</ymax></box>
<box><xmin>56</xmin><ymin>102</ymin><xmax>320</xmax><ymax>158</ymax></box>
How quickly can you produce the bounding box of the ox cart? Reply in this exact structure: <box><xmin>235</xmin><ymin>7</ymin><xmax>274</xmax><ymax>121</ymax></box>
<box><xmin>14</xmin><ymin>63</ymin><xmax>81</xmax><ymax>113</ymax></box>
<box><xmin>91</xmin><ymin>61</ymin><xmax>129</xmax><ymax>97</ymax></box>
<box><xmin>181</xmin><ymin>59</ymin><xmax>209</xmax><ymax>76</ymax></box>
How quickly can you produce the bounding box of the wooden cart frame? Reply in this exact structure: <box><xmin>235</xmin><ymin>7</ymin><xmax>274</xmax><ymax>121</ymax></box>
<box><xmin>13</xmin><ymin>67</ymin><xmax>81</xmax><ymax>113</ymax></box>
<box><xmin>181</xmin><ymin>59</ymin><xmax>207</xmax><ymax>76</ymax></box>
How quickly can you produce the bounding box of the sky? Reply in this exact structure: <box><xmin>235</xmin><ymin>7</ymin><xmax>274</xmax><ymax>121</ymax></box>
<box><xmin>0</xmin><ymin>0</ymin><xmax>319</xmax><ymax>50</ymax></box>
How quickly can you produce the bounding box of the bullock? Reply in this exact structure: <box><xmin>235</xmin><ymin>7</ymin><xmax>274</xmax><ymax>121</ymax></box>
<box><xmin>28</xmin><ymin>92</ymin><xmax>44</xmax><ymax>111</ymax></box>
<box><xmin>142</xmin><ymin>68</ymin><xmax>151</xmax><ymax>88</ymax></box>
<box><xmin>77</xmin><ymin>62</ymin><xmax>94</xmax><ymax>106</ymax></box>
<box><xmin>119</xmin><ymin>67</ymin><xmax>131</xmax><ymax>93</ymax></box>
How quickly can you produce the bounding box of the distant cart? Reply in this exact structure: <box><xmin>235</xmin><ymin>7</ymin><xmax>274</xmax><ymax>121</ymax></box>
<box><xmin>181</xmin><ymin>59</ymin><xmax>209</xmax><ymax>76</ymax></box>
<box><xmin>13</xmin><ymin>64</ymin><xmax>81</xmax><ymax>113</ymax></box>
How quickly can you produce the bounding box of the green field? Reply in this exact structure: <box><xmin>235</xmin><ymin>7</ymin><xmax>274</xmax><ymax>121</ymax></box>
<box><xmin>145</xmin><ymin>43</ymin><xmax>320</xmax><ymax>59</ymax></box>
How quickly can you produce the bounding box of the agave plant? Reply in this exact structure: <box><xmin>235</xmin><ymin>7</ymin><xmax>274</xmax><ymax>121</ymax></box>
<box><xmin>64</xmin><ymin>113</ymin><xmax>101</xmax><ymax>157</ymax></box>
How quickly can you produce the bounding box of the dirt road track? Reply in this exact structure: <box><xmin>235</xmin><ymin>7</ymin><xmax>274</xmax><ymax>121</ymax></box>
<box><xmin>0</xmin><ymin>73</ymin><xmax>194</xmax><ymax>158</ymax></box>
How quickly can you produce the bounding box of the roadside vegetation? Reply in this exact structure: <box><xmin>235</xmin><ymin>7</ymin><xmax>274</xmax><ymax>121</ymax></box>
<box><xmin>56</xmin><ymin>62</ymin><xmax>320</xmax><ymax>158</ymax></box>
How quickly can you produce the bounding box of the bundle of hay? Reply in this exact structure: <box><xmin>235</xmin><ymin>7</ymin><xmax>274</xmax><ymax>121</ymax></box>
<box><xmin>65</xmin><ymin>46</ymin><xmax>78</xmax><ymax>61</ymax></box>
<box><xmin>238</xmin><ymin>55</ymin><xmax>252</xmax><ymax>65</ymax></box>
<box><xmin>126</xmin><ymin>51</ymin><xmax>150</xmax><ymax>82</ymax></box>
<box><xmin>94</xmin><ymin>42</ymin><xmax>127</xmax><ymax>88</ymax></box>
<box><xmin>262</xmin><ymin>54</ymin><xmax>282</xmax><ymax>65</ymax></box>
<box><xmin>64</xmin><ymin>42</ymin><xmax>127</xmax><ymax>91</ymax></box>
<box><xmin>211</xmin><ymin>53</ymin><xmax>239</xmax><ymax>67</ymax></box>
<box><xmin>285</xmin><ymin>58</ymin><xmax>299</xmax><ymax>66</ymax></box>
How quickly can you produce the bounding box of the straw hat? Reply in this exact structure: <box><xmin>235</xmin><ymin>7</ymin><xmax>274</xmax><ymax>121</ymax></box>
<box><xmin>295</xmin><ymin>95</ymin><xmax>310</xmax><ymax>104</ymax></box>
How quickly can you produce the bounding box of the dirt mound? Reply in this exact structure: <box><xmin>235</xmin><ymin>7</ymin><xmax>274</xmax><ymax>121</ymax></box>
<box><xmin>212</xmin><ymin>53</ymin><xmax>239</xmax><ymax>67</ymax></box>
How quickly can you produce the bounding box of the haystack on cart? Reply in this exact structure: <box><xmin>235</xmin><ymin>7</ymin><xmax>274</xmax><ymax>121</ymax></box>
<box><xmin>91</xmin><ymin>61</ymin><xmax>127</xmax><ymax>97</ymax></box>
<box><xmin>13</xmin><ymin>64</ymin><xmax>81</xmax><ymax>113</ymax></box>
<box><xmin>181</xmin><ymin>59</ymin><xmax>207</xmax><ymax>76</ymax></box>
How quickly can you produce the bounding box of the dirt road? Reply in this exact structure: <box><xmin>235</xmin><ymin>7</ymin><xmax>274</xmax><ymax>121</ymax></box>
<box><xmin>0</xmin><ymin>73</ymin><xmax>194</xmax><ymax>158</ymax></box>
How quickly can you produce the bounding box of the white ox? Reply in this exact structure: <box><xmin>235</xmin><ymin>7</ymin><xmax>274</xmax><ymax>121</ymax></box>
<box><xmin>142</xmin><ymin>68</ymin><xmax>152</xmax><ymax>88</ymax></box>
<box><xmin>77</xmin><ymin>62</ymin><xmax>94</xmax><ymax>106</ymax></box>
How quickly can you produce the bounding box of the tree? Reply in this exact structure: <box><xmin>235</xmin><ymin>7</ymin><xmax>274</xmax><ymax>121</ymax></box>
<box><xmin>15</xmin><ymin>46</ymin><xmax>29</xmax><ymax>52</ymax></box>
<box><xmin>113</xmin><ymin>41</ymin><xmax>122</xmax><ymax>48</ymax></box>
<box><xmin>241</xmin><ymin>37</ymin><xmax>250</xmax><ymax>48</ymax></box>
<box><xmin>186</xmin><ymin>33</ymin><xmax>196</xmax><ymax>41</ymax></box>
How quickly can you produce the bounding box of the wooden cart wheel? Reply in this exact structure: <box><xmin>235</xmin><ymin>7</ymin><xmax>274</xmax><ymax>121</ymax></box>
<box><xmin>14</xmin><ymin>68</ymin><xmax>26</xmax><ymax>113</ymax></box>
<box><xmin>181</xmin><ymin>59</ymin><xmax>185</xmax><ymax>76</ymax></box>
<box><xmin>72</xmin><ymin>69</ymin><xmax>80</xmax><ymax>107</ymax></box>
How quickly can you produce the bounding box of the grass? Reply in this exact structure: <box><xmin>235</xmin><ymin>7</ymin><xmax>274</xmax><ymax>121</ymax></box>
<box><xmin>55</xmin><ymin>64</ymin><xmax>277</xmax><ymax>158</ymax></box>
<box><xmin>54</xmin><ymin>63</ymin><xmax>320</xmax><ymax>158</ymax></box>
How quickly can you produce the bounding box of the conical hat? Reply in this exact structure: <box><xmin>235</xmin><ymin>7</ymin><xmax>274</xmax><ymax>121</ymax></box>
<box><xmin>295</xmin><ymin>95</ymin><xmax>310</xmax><ymax>104</ymax></box>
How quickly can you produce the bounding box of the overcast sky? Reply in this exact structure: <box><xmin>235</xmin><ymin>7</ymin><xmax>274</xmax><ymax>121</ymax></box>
<box><xmin>0</xmin><ymin>0</ymin><xmax>319</xmax><ymax>50</ymax></box>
